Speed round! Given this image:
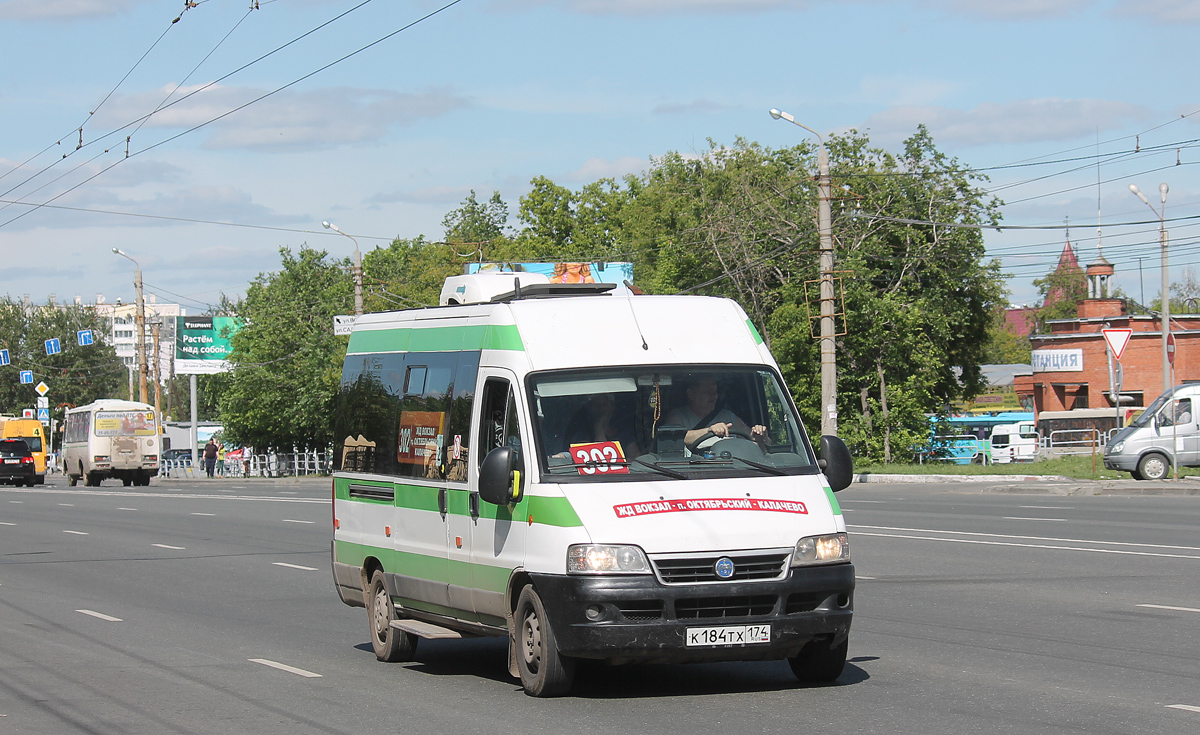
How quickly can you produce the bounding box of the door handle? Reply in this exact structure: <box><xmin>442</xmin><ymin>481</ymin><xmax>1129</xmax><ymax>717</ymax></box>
<box><xmin>438</xmin><ymin>488</ymin><xmax>447</xmax><ymax>518</ymax></box>
<box><xmin>469</xmin><ymin>492</ymin><xmax>479</xmax><ymax>518</ymax></box>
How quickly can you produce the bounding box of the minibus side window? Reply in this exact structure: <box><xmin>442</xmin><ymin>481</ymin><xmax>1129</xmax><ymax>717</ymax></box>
<box><xmin>395</xmin><ymin>354</ymin><xmax>456</xmax><ymax>480</ymax></box>
<box><xmin>333</xmin><ymin>354</ymin><xmax>398</xmax><ymax>474</ymax></box>
<box><xmin>445</xmin><ymin>352</ymin><xmax>479</xmax><ymax>482</ymax></box>
<box><xmin>479</xmin><ymin>379</ymin><xmax>523</xmax><ymax>475</ymax></box>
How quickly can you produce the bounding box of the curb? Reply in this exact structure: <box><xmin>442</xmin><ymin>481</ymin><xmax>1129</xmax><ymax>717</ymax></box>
<box><xmin>853</xmin><ymin>473</ymin><xmax>1073</xmax><ymax>484</ymax></box>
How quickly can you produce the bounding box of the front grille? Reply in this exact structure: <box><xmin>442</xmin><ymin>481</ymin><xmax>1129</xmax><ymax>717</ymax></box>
<box><xmin>616</xmin><ymin>600</ymin><xmax>664</xmax><ymax>622</ymax></box>
<box><xmin>652</xmin><ymin>552</ymin><xmax>790</xmax><ymax>583</ymax></box>
<box><xmin>675</xmin><ymin>595</ymin><xmax>777</xmax><ymax>620</ymax></box>
<box><xmin>785</xmin><ymin>592</ymin><xmax>825</xmax><ymax>614</ymax></box>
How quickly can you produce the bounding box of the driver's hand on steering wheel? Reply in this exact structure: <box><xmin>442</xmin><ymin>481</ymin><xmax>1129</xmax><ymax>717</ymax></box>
<box><xmin>709</xmin><ymin>422</ymin><xmax>733</xmax><ymax>437</ymax></box>
<box><xmin>750</xmin><ymin>424</ymin><xmax>767</xmax><ymax>442</ymax></box>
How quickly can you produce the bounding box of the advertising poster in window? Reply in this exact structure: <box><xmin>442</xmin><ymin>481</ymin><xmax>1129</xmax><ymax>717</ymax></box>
<box><xmin>397</xmin><ymin>411</ymin><xmax>446</xmax><ymax>476</ymax></box>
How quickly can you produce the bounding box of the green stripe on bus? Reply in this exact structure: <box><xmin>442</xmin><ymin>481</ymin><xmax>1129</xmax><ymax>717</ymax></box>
<box><xmin>824</xmin><ymin>486</ymin><xmax>842</xmax><ymax>516</ymax></box>
<box><xmin>334</xmin><ymin>540</ymin><xmax>512</xmax><ymax>594</ymax></box>
<box><xmin>746</xmin><ymin>319</ymin><xmax>764</xmax><ymax>345</ymax></box>
<box><xmin>337</xmin><ymin>477</ymin><xmax>583</xmax><ymax>527</ymax></box>
<box><xmin>347</xmin><ymin>325</ymin><xmax>524</xmax><ymax>355</ymax></box>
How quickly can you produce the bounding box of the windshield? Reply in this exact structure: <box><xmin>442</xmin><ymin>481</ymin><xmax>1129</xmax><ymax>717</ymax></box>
<box><xmin>94</xmin><ymin>410</ymin><xmax>157</xmax><ymax>437</ymax></box>
<box><xmin>530</xmin><ymin>365</ymin><xmax>816</xmax><ymax>481</ymax></box>
<box><xmin>1130</xmin><ymin>390</ymin><xmax>1173</xmax><ymax>428</ymax></box>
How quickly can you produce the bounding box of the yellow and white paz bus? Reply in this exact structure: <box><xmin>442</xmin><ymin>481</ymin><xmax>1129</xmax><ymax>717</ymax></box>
<box><xmin>331</xmin><ymin>272</ymin><xmax>855</xmax><ymax>696</ymax></box>
<box><xmin>62</xmin><ymin>399</ymin><xmax>160</xmax><ymax>486</ymax></box>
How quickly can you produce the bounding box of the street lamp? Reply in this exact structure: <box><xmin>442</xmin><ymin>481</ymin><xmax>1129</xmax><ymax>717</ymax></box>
<box><xmin>323</xmin><ymin>220</ymin><xmax>363</xmax><ymax>316</ymax></box>
<box><xmin>1128</xmin><ymin>182</ymin><xmax>1171</xmax><ymax>394</ymax></box>
<box><xmin>112</xmin><ymin>247</ymin><xmax>148</xmax><ymax>404</ymax></box>
<box><xmin>770</xmin><ymin>108</ymin><xmax>837</xmax><ymax>437</ymax></box>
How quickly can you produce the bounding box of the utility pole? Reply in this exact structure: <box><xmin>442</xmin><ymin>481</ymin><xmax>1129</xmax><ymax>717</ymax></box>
<box><xmin>1129</xmin><ymin>183</ymin><xmax>1171</xmax><ymax>394</ymax></box>
<box><xmin>152</xmin><ymin>322</ymin><xmax>162</xmax><ymax>424</ymax></box>
<box><xmin>771</xmin><ymin>109</ymin><xmax>838</xmax><ymax>436</ymax></box>
<box><xmin>113</xmin><ymin>248</ymin><xmax>148</xmax><ymax>403</ymax></box>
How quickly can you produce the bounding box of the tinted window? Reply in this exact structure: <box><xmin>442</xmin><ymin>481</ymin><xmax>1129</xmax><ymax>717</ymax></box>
<box><xmin>0</xmin><ymin>439</ymin><xmax>31</xmax><ymax>456</ymax></box>
<box><xmin>396</xmin><ymin>353</ymin><xmax>456</xmax><ymax>480</ymax></box>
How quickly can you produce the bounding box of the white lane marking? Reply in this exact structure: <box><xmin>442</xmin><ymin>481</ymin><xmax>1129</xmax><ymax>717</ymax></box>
<box><xmin>855</xmin><ymin>575</ymin><xmax>876</xmax><ymax>580</ymax></box>
<box><xmin>63</xmin><ymin>530</ymin><xmax>88</xmax><ymax>535</ymax></box>
<box><xmin>849</xmin><ymin>525</ymin><xmax>1200</xmax><ymax>553</ymax></box>
<box><xmin>279</xmin><ymin>491</ymin><xmax>298</xmax><ymax>495</ymax></box>
<box><xmin>152</xmin><ymin>544</ymin><xmax>186</xmax><ymax>550</ymax></box>
<box><xmin>76</xmin><ymin>609</ymin><xmax>122</xmax><ymax>622</ymax></box>
<box><xmin>117</xmin><ymin>508</ymin><xmax>137</xmax><ymax>511</ymax></box>
<box><xmin>852</xmin><ymin>531</ymin><xmax>1200</xmax><ymax>561</ymax></box>
<box><xmin>273</xmin><ymin>562</ymin><xmax>319</xmax><ymax>571</ymax></box>
<box><xmin>58</xmin><ymin>503</ymin><xmax>75</xmax><ymax>506</ymax></box>
<box><xmin>248</xmin><ymin>659</ymin><xmax>322</xmax><ymax>678</ymax></box>
<box><xmin>1003</xmin><ymin>517</ymin><xmax>1068</xmax><ymax>522</ymax></box>
<box><xmin>191</xmin><ymin>512</ymin><xmax>215</xmax><ymax>516</ymax></box>
<box><xmin>1019</xmin><ymin>505</ymin><xmax>1071</xmax><ymax>509</ymax></box>
<box><xmin>842</xmin><ymin>508</ymin><xmax>854</xmax><ymax>512</ymax></box>
<box><xmin>9</xmin><ymin>500</ymin><xmax>22</xmax><ymax>503</ymax></box>
<box><xmin>1167</xmin><ymin>704</ymin><xmax>1200</xmax><ymax>713</ymax></box>
<box><xmin>0</xmin><ymin>521</ymin><xmax>15</xmax><ymax>526</ymax></box>
<box><xmin>281</xmin><ymin>519</ymin><xmax>315</xmax><ymax>524</ymax></box>
<box><xmin>844</xmin><ymin>500</ymin><xmax>886</xmax><ymax>503</ymax></box>
<box><xmin>1137</xmin><ymin>604</ymin><xmax>1200</xmax><ymax>614</ymax></box>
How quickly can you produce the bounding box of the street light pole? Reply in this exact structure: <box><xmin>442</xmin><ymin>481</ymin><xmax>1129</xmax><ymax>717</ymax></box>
<box><xmin>112</xmin><ymin>248</ymin><xmax>148</xmax><ymax>403</ymax></box>
<box><xmin>323</xmin><ymin>221</ymin><xmax>363</xmax><ymax>316</ymax></box>
<box><xmin>770</xmin><ymin>108</ymin><xmax>837</xmax><ymax>436</ymax></box>
<box><xmin>1128</xmin><ymin>183</ymin><xmax>1171</xmax><ymax>394</ymax></box>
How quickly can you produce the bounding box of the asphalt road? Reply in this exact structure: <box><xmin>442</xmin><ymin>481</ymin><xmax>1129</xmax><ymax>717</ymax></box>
<box><xmin>2</xmin><ymin>476</ymin><xmax>1198</xmax><ymax>734</ymax></box>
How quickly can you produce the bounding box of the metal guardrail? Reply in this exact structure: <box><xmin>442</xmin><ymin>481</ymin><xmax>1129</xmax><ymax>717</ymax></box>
<box><xmin>161</xmin><ymin>452</ymin><xmax>330</xmax><ymax>478</ymax></box>
<box><xmin>1047</xmin><ymin>429</ymin><xmax>1103</xmax><ymax>456</ymax></box>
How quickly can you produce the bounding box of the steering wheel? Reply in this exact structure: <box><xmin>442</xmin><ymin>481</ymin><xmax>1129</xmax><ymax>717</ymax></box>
<box><xmin>687</xmin><ymin>427</ymin><xmax>754</xmax><ymax>451</ymax></box>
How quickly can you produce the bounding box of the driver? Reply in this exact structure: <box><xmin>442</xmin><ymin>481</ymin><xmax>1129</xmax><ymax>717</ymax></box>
<box><xmin>665</xmin><ymin>375</ymin><xmax>767</xmax><ymax>449</ymax></box>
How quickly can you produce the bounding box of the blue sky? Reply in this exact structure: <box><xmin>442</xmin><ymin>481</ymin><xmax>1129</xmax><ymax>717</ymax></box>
<box><xmin>2</xmin><ymin>0</ymin><xmax>1198</xmax><ymax>314</ymax></box>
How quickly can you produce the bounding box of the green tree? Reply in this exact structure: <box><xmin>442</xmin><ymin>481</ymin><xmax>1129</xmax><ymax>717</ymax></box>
<box><xmin>219</xmin><ymin>246</ymin><xmax>352</xmax><ymax>451</ymax></box>
<box><xmin>442</xmin><ymin>190</ymin><xmax>509</xmax><ymax>244</ymax></box>
<box><xmin>0</xmin><ymin>298</ymin><xmax>124</xmax><ymax>425</ymax></box>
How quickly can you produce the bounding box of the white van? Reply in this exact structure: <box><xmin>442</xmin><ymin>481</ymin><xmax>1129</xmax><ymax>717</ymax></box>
<box><xmin>989</xmin><ymin>421</ymin><xmax>1038</xmax><ymax>463</ymax></box>
<box><xmin>62</xmin><ymin>400</ymin><xmax>160</xmax><ymax>486</ymax></box>
<box><xmin>1105</xmin><ymin>383</ymin><xmax>1200</xmax><ymax>480</ymax></box>
<box><xmin>331</xmin><ymin>273</ymin><xmax>855</xmax><ymax>697</ymax></box>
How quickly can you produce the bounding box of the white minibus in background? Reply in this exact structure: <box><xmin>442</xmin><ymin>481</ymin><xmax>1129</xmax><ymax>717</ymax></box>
<box><xmin>62</xmin><ymin>400</ymin><xmax>160</xmax><ymax>486</ymax></box>
<box><xmin>989</xmin><ymin>420</ymin><xmax>1039</xmax><ymax>463</ymax></box>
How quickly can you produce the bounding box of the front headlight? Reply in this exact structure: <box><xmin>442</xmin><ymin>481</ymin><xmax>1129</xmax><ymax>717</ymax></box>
<box><xmin>792</xmin><ymin>533</ymin><xmax>850</xmax><ymax>566</ymax></box>
<box><xmin>567</xmin><ymin>544</ymin><xmax>651</xmax><ymax>574</ymax></box>
<box><xmin>1108</xmin><ymin>441</ymin><xmax>1124</xmax><ymax>454</ymax></box>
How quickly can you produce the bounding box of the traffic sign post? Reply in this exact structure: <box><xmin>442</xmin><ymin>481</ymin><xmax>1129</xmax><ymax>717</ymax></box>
<box><xmin>35</xmin><ymin>381</ymin><xmax>49</xmax><ymax>396</ymax></box>
<box><xmin>37</xmin><ymin>408</ymin><xmax>50</xmax><ymax>425</ymax></box>
<box><xmin>45</xmin><ymin>338</ymin><xmax>61</xmax><ymax>355</ymax></box>
<box><xmin>19</xmin><ymin>370</ymin><xmax>33</xmax><ymax>384</ymax></box>
<box><xmin>77</xmin><ymin>329</ymin><xmax>94</xmax><ymax>346</ymax></box>
<box><xmin>1167</xmin><ymin>332</ymin><xmax>1176</xmax><ymax>367</ymax></box>
<box><xmin>0</xmin><ymin>348</ymin><xmax>8</xmax><ymax>366</ymax></box>
<box><xmin>1102</xmin><ymin>328</ymin><xmax>1133</xmax><ymax>361</ymax></box>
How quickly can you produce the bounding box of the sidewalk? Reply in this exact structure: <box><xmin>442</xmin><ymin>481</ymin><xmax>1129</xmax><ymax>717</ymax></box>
<box><xmin>853</xmin><ymin>472</ymin><xmax>1200</xmax><ymax>496</ymax></box>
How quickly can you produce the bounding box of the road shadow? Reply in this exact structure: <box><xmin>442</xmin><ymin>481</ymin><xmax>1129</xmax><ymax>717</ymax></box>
<box><xmin>354</xmin><ymin>638</ymin><xmax>872</xmax><ymax>697</ymax></box>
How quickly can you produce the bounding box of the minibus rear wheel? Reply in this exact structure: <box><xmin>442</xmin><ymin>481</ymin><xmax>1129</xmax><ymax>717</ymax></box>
<box><xmin>367</xmin><ymin>570</ymin><xmax>416</xmax><ymax>663</ymax></box>
<box><xmin>514</xmin><ymin>584</ymin><xmax>575</xmax><ymax>697</ymax></box>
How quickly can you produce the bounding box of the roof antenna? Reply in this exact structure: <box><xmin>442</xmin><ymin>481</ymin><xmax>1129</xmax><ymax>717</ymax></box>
<box><xmin>513</xmin><ymin>277</ymin><xmax>522</xmax><ymax>300</ymax></box>
<box><xmin>623</xmin><ymin>280</ymin><xmax>649</xmax><ymax>350</ymax></box>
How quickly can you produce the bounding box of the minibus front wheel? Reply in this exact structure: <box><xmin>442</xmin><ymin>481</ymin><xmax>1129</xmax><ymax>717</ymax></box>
<box><xmin>1137</xmin><ymin>453</ymin><xmax>1170</xmax><ymax>481</ymax></box>
<box><xmin>514</xmin><ymin>584</ymin><xmax>575</xmax><ymax>697</ymax></box>
<box><xmin>788</xmin><ymin>636</ymin><xmax>848</xmax><ymax>683</ymax></box>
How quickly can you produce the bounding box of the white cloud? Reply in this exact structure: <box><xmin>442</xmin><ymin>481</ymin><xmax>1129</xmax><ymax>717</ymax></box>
<box><xmin>562</xmin><ymin>156</ymin><xmax>648</xmax><ymax>182</ymax></box>
<box><xmin>1113</xmin><ymin>0</ymin><xmax>1200</xmax><ymax>22</ymax></box>
<box><xmin>861</xmin><ymin>98</ymin><xmax>1148</xmax><ymax>147</ymax></box>
<box><xmin>367</xmin><ymin>185</ymin><xmax>475</xmax><ymax>205</ymax></box>
<box><xmin>92</xmin><ymin>84</ymin><xmax>469</xmax><ymax>152</ymax></box>
<box><xmin>918</xmin><ymin>0</ymin><xmax>1091</xmax><ymax>19</ymax></box>
<box><xmin>0</xmin><ymin>0</ymin><xmax>143</xmax><ymax>20</ymax></box>
<box><xmin>653</xmin><ymin>99</ymin><xmax>731</xmax><ymax>115</ymax></box>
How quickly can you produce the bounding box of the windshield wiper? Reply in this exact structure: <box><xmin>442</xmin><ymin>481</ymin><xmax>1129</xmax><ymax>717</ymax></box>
<box><xmin>687</xmin><ymin>455</ymin><xmax>787</xmax><ymax>476</ymax></box>
<box><xmin>631</xmin><ymin>458</ymin><xmax>688</xmax><ymax>480</ymax></box>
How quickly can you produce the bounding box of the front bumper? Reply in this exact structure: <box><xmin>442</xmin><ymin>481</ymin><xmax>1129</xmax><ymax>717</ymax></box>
<box><xmin>529</xmin><ymin>563</ymin><xmax>854</xmax><ymax>664</ymax></box>
<box><xmin>0</xmin><ymin>465</ymin><xmax>35</xmax><ymax>482</ymax></box>
<box><xmin>1103</xmin><ymin>454</ymin><xmax>1138</xmax><ymax>471</ymax></box>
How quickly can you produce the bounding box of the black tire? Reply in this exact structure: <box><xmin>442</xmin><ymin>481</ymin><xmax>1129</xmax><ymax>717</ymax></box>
<box><xmin>514</xmin><ymin>584</ymin><xmax>575</xmax><ymax>697</ymax></box>
<box><xmin>788</xmin><ymin>637</ymin><xmax>848</xmax><ymax>684</ymax></box>
<box><xmin>1130</xmin><ymin>469</ymin><xmax>1144</xmax><ymax>481</ymax></box>
<box><xmin>68</xmin><ymin>473</ymin><xmax>78</xmax><ymax>487</ymax></box>
<box><xmin>1137</xmin><ymin>453</ymin><xmax>1170</xmax><ymax>481</ymax></box>
<box><xmin>85</xmin><ymin>472</ymin><xmax>101</xmax><ymax>487</ymax></box>
<box><xmin>367</xmin><ymin>570</ymin><xmax>416</xmax><ymax>663</ymax></box>
<box><xmin>123</xmin><ymin>477</ymin><xmax>133</xmax><ymax>487</ymax></box>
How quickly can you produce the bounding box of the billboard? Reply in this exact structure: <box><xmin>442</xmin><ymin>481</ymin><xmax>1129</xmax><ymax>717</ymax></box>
<box><xmin>175</xmin><ymin>316</ymin><xmax>242</xmax><ymax>375</ymax></box>
<box><xmin>467</xmin><ymin>261</ymin><xmax>633</xmax><ymax>285</ymax></box>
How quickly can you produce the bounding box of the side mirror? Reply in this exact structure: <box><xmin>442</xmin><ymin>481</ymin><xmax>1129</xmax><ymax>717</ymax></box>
<box><xmin>479</xmin><ymin>446</ymin><xmax>524</xmax><ymax>505</ymax></box>
<box><xmin>818</xmin><ymin>435</ymin><xmax>854</xmax><ymax>493</ymax></box>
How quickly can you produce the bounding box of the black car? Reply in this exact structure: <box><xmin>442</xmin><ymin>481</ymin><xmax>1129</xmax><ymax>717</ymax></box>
<box><xmin>0</xmin><ymin>439</ymin><xmax>36</xmax><ymax>486</ymax></box>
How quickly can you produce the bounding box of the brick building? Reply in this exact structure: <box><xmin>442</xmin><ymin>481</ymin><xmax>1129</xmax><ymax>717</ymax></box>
<box><xmin>1016</xmin><ymin>256</ymin><xmax>1198</xmax><ymax>413</ymax></box>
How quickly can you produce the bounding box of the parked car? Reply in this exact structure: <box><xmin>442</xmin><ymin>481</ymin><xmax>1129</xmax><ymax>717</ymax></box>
<box><xmin>162</xmin><ymin>448</ymin><xmax>194</xmax><ymax>462</ymax></box>
<box><xmin>0</xmin><ymin>439</ymin><xmax>37</xmax><ymax>486</ymax></box>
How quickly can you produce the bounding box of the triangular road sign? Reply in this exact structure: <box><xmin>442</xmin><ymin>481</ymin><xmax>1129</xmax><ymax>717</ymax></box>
<box><xmin>1102</xmin><ymin>328</ymin><xmax>1133</xmax><ymax>360</ymax></box>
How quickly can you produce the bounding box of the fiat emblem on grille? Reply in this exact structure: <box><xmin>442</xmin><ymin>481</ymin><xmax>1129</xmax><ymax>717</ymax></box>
<box><xmin>714</xmin><ymin>557</ymin><xmax>736</xmax><ymax>579</ymax></box>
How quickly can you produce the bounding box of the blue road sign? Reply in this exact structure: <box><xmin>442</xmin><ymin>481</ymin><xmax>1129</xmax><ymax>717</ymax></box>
<box><xmin>45</xmin><ymin>338</ymin><xmax>61</xmax><ymax>355</ymax></box>
<box><xmin>19</xmin><ymin>370</ymin><xmax>33</xmax><ymax>384</ymax></box>
<box><xmin>0</xmin><ymin>348</ymin><xmax>8</xmax><ymax>366</ymax></box>
<box><xmin>37</xmin><ymin>408</ymin><xmax>50</xmax><ymax>423</ymax></box>
<box><xmin>77</xmin><ymin>329</ymin><xmax>94</xmax><ymax>346</ymax></box>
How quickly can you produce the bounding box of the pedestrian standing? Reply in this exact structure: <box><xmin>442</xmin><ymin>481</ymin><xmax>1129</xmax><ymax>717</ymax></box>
<box><xmin>204</xmin><ymin>438</ymin><xmax>218</xmax><ymax>478</ymax></box>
